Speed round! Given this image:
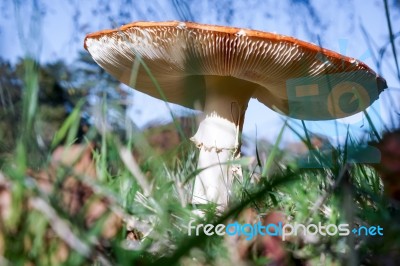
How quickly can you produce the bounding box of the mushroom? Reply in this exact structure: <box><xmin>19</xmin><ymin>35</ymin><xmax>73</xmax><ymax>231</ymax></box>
<box><xmin>84</xmin><ymin>21</ymin><xmax>387</xmax><ymax>209</ymax></box>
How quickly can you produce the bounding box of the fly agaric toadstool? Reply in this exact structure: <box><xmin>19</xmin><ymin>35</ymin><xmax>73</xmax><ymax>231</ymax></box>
<box><xmin>84</xmin><ymin>21</ymin><xmax>387</xmax><ymax>209</ymax></box>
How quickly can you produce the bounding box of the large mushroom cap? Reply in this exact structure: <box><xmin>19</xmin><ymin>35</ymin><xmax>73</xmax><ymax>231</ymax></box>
<box><xmin>84</xmin><ymin>21</ymin><xmax>387</xmax><ymax>120</ymax></box>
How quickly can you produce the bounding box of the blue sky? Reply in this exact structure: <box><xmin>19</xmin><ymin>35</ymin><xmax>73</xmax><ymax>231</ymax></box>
<box><xmin>1</xmin><ymin>0</ymin><xmax>399</xmax><ymax>151</ymax></box>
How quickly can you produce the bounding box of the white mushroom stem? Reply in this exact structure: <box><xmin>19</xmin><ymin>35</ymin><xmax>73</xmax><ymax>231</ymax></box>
<box><xmin>191</xmin><ymin>114</ymin><xmax>240</xmax><ymax>208</ymax></box>
<box><xmin>190</xmin><ymin>76</ymin><xmax>255</xmax><ymax>209</ymax></box>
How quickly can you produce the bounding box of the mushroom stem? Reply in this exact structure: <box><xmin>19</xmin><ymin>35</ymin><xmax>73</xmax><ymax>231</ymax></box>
<box><xmin>190</xmin><ymin>113</ymin><xmax>239</xmax><ymax>207</ymax></box>
<box><xmin>190</xmin><ymin>76</ymin><xmax>255</xmax><ymax>208</ymax></box>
